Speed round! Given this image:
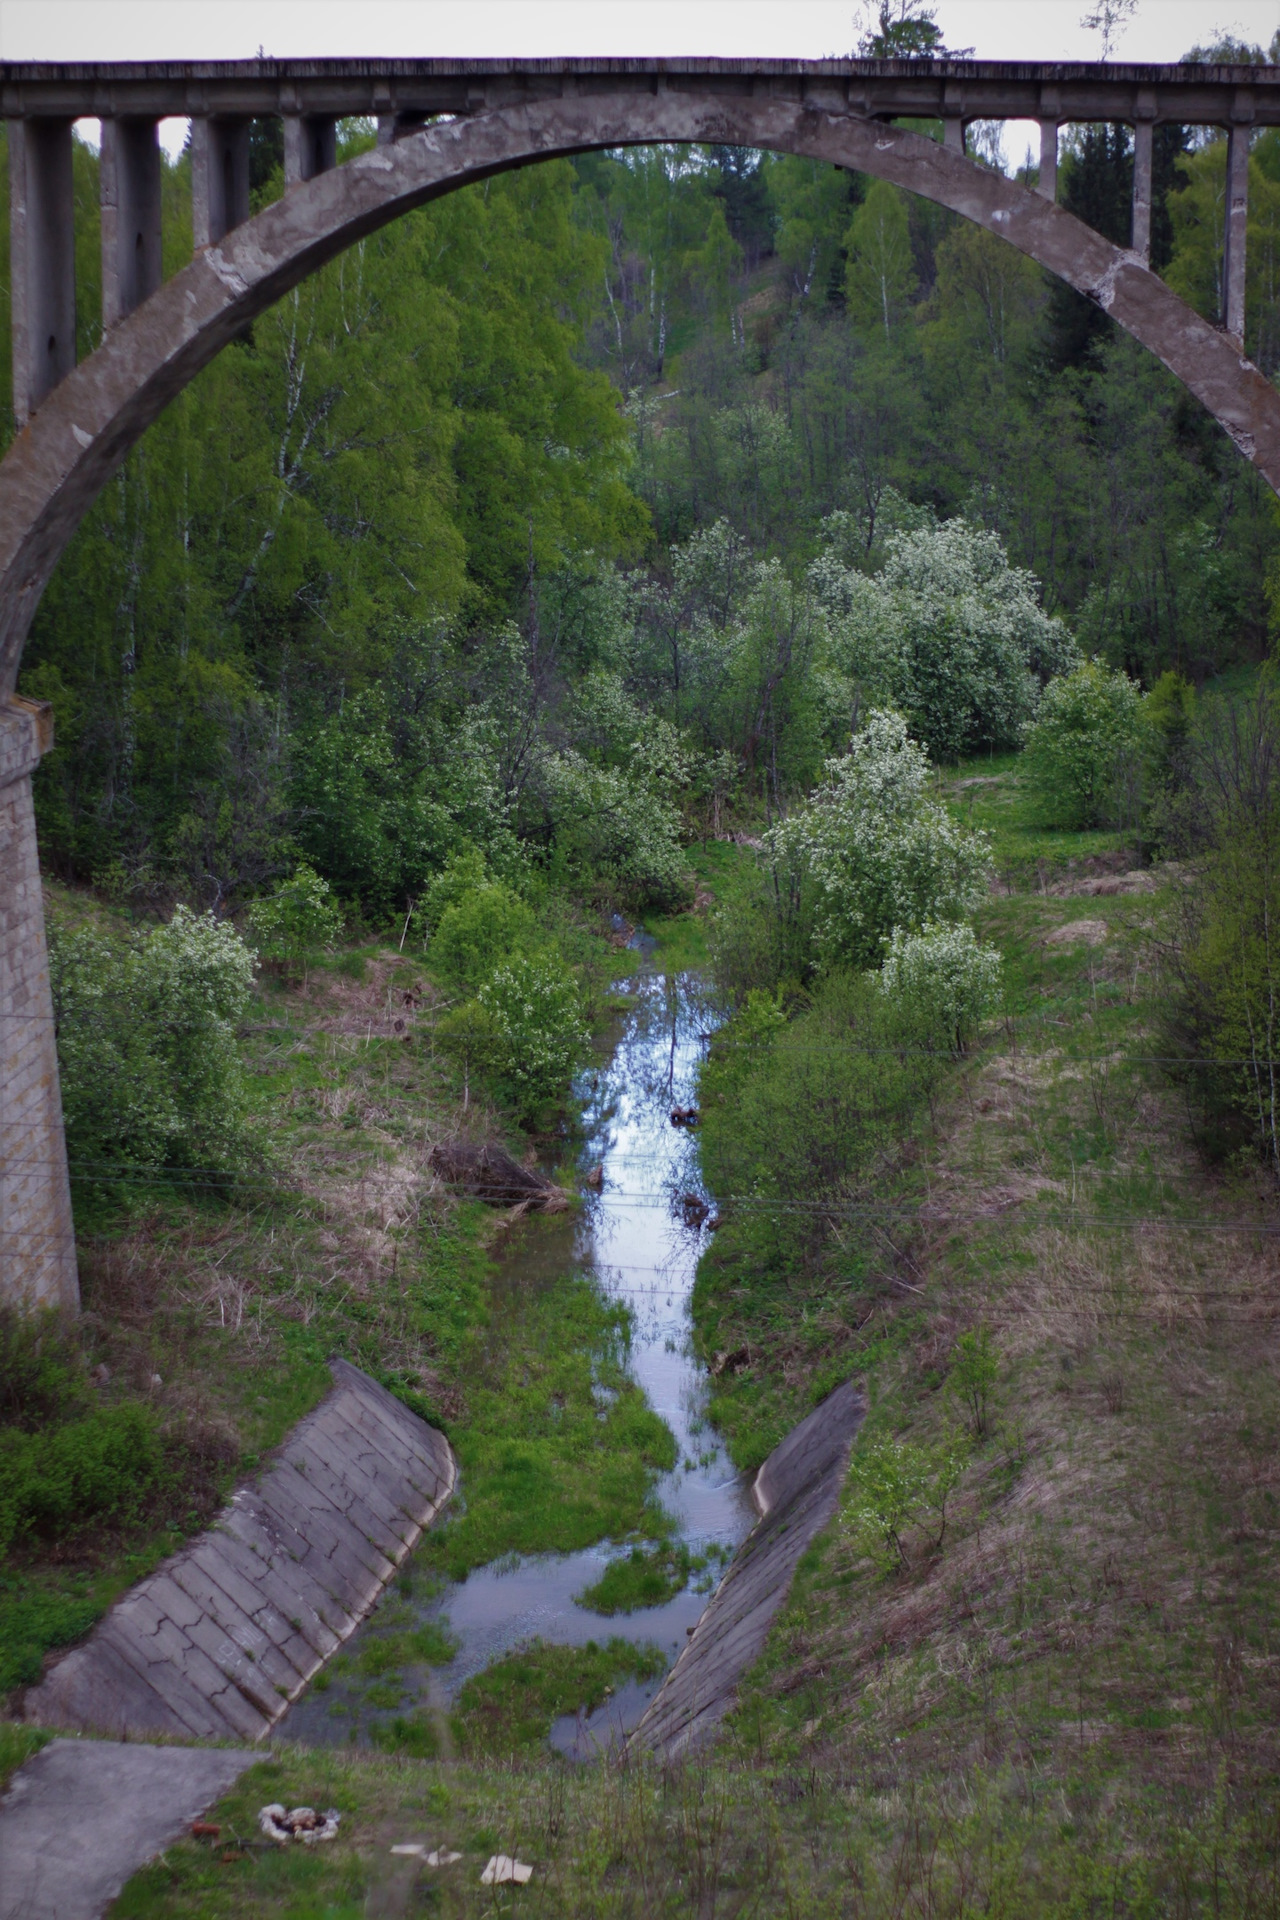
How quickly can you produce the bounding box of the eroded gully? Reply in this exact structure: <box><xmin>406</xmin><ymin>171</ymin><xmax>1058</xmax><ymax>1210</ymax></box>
<box><xmin>281</xmin><ymin>965</ymin><xmax>755</xmax><ymax>1759</ymax></box>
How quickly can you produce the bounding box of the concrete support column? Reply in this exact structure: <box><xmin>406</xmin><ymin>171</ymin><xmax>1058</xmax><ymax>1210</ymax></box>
<box><xmin>1132</xmin><ymin>118</ymin><xmax>1153</xmax><ymax>262</ymax></box>
<box><xmin>100</xmin><ymin>118</ymin><xmax>163</xmax><ymax>328</ymax></box>
<box><xmin>376</xmin><ymin>112</ymin><xmax>430</xmax><ymax>147</ymax></box>
<box><xmin>283</xmin><ymin>114</ymin><xmax>338</xmax><ymax>186</ymax></box>
<box><xmin>191</xmin><ymin>116</ymin><xmax>251</xmax><ymax>249</ymax></box>
<box><xmin>1037</xmin><ymin>120</ymin><xmax>1058</xmax><ymax>201</ymax></box>
<box><xmin>1223</xmin><ymin>122</ymin><xmax>1250</xmax><ymax>341</ymax></box>
<box><xmin>9</xmin><ymin>118</ymin><xmax>76</xmax><ymax>425</ymax></box>
<box><xmin>942</xmin><ymin>117</ymin><xmax>965</xmax><ymax>156</ymax></box>
<box><xmin>0</xmin><ymin>697</ymin><xmax>78</xmax><ymax>1313</ymax></box>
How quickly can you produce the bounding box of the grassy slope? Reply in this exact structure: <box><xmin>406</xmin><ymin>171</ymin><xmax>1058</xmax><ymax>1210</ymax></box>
<box><xmin>42</xmin><ymin>769</ymin><xmax>1280</xmax><ymax>1910</ymax></box>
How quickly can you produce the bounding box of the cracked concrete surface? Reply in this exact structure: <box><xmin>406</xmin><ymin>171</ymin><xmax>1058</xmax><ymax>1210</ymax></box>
<box><xmin>0</xmin><ymin>1738</ymin><xmax>257</xmax><ymax>1920</ymax></box>
<box><xmin>630</xmin><ymin>1380</ymin><xmax>864</xmax><ymax>1759</ymax></box>
<box><xmin>22</xmin><ymin>1360</ymin><xmax>456</xmax><ymax>1741</ymax></box>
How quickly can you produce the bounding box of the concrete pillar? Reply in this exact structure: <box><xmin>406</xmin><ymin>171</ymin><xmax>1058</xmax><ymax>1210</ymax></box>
<box><xmin>0</xmin><ymin>697</ymin><xmax>78</xmax><ymax>1313</ymax></box>
<box><xmin>376</xmin><ymin>112</ymin><xmax>430</xmax><ymax>147</ymax></box>
<box><xmin>943</xmin><ymin>118</ymin><xmax>965</xmax><ymax>156</ymax></box>
<box><xmin>100</xmin><ymin>118</ymin><xmax>163</xmax><ymax>328</ymax></box>
<box><xmin>1132</xmin><ymin>118</ymin><xmax>1153</xmax><ymax>262</ymax></box>
<box><xmin>283</xmin><ymin>115</ymin><xmax>337</xmax><ymax>186</ymax></box>
<box><xmin>8</xmin><ymin>118</ymin><xmax>76</xmax><ymax>426</ymax></box>
<box><xmin>190</xmin><ymin>116</ymin><xmax>251</xmax><ymax>249</ymax></box>
<box><xmin>1037</xmin><ymin>120</ymin><xmax>1058</xmax><ymax>201</ymax></box>
<box><xmin>1223</xmin><ymin>123</ymin><xmax>1250</xmax><ymax>341</ymax></box>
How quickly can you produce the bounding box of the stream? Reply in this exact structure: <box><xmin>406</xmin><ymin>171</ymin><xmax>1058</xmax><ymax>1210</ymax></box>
<box><xmin>282</xmin><ymin>965</ymin><xmax>755</xmax><ymax>1759</ymax></box>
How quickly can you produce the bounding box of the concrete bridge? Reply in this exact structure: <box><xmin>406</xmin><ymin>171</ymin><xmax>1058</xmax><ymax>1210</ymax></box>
<box><xmin>3</xmin><ymin>54</ymin><xmax>1279</xmax><ymax>1307</ymax></box>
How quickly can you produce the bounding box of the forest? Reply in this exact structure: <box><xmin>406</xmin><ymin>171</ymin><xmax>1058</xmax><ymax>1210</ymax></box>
<box><xmin>7</xmin><ymin>17</ymin><xmax>1280</xmax><ymax>1915</ymax></box>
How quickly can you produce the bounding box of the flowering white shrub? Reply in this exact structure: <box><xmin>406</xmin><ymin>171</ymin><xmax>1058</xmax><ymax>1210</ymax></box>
<box><xmin>50</xmin><ymin>905</ymin><xmax>257</xmax><ymax>1177</ymax></box>
<box><xmin>879</xmin><ymin>921</ymin><xmax>1002</xmax><ymax>1052</ymax></box>
<box><xmin>476</xmin><ymin>954</ymin><xmax>588</xmax><ymax>1116</ymax></box>
<box><xmin>770</xmin><ymin>710</ymin><xmax>991</xmax><ymax>971</ymax></box>
<box><xmin>811</xmin><ymin>517</ymin><xmax>1078</xmax><ymax>760</ymax></box>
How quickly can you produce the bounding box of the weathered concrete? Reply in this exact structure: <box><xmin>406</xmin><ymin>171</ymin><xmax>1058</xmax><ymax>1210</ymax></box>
<box><xmin>630</xmin><ymin>1379</ymin><xmax>864</xmax><ymax>1759</ymax></box>
<box><xmin>23</xmin><ymin>1359</ymin><xmax>456</xmax><ymax>1739</ymax></box>
<box><xmin>0</xmin><ymin>1737</ymin><xmax>258</xmax><ymax>1920</ymax></box>
<box><xmin>0</xmin><ymin>695</ymin><xmax>77</xmax><ymax>1311</ymax></box>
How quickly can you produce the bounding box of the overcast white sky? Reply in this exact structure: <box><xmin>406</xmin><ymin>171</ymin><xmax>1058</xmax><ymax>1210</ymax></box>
<box><xmin>6</xmin><ymin>2</ymin><xmax>1274</xmax><ymax>167</ymax></box>
<box><xmin>1</xmin><ymin>1</ymin><xmax>1275</xmax><ymax>65</ymax></box>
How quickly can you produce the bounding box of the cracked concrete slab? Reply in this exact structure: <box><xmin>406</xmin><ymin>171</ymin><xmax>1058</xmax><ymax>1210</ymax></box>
<box><xmin>0</xmin><ymin>1737</ymin><xmax>257</xmax><ymax>1920</ymax></box>
<box><xmin>23</xmin><ymin>1360</ymin><xmax>456</xmax><ymax>1741</ymax></box>
<box><xmin>630</xmin><ymin>1380</ymin><xmax>864</xmax><ymax>1759</ymax></box>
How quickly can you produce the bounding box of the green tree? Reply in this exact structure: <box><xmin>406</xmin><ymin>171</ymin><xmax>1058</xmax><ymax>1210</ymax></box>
<box><xmin>845</xmin><ymin>182</ymin><xmax>917</xmax><ymax>339</ymax></box>
<box><xmin>1021</xmin><ymin>660</ymin><xmax>1145</xmax><ymax>830</ymax></box>
<box><xmin>246</xmin><ymin>864</ymin><xmax>342</xmax><ymax>980</ymax></box>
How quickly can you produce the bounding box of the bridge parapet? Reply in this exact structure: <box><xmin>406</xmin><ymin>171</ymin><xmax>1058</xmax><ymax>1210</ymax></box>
<box><xmin>4</xmin><ymin>57</ymin><xmax>1280</xmax><ymax>416</ymax></box>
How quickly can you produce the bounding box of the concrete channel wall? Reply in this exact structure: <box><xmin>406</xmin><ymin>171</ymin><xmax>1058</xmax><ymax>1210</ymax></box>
<box><xmin>23</xmin><ymin>1360</ymin><xmax>456</xmax><ymax>1742</ymax></box>
<box><xmin>631</xmin><ymin>1379</ymin><xmax>865</xmax><ymax>1760</ymax></box>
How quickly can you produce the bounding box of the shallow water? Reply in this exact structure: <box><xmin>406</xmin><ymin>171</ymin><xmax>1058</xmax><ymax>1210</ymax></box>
<box><xmin>281</xmin><ymin>970</ymin><xmax>755</xmax><ymax>1760</ymax></box>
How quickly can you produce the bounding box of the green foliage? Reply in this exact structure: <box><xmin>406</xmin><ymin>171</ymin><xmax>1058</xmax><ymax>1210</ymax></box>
<box><xmin>0</xmin><ymin>1308</ymin><xmax>90</xmax><ymax>1430</ymax></box>
<box><xmin>428</xmin><ymin>884</ymin><xmax>537</xmax><ymax>993</ymax></box>
<box><xmin>453</xmin><ymin>1637</ymin><xmax>667</xmax><ymax>1755</ymax></box>
<box><xmin>770</xmin><ymin>710</ymin><xmax>992</xmax><ymax>973</ymax></box>
<box><xmin>879</xmin><ymin>920</ymin><xmax>1002</xmax><ymax>1053</ymax></box>
<box><xmin>419</xmin><ymin>1273</ymin><xmax>677</xmax><ymax>1583</ymax></box>
<box><xmin>1021</xmin><ymin>661</ymin><xmax>1145</xmax><ymax>830</ymax></box>
<box><xmin>49</xmin><ymin>905</ymin><xmax>258</xmax><ymax>1180</ymax></box>
<box><xmin>841</xmin><ymin>1427</ymin><xmax>969</xmax><ymax>1571</ymax></box>
<box><xmin>576</xmin><ymin>1541</ymin><xmax>696</xmax><ymax>1613</ymax></box>
<box><xmin>474</xmin><ymin>954</ymin><xmax>589</xmax><ymax>1118</ymax></box>
<box><xmin>0</xmin><ymin>1405</ymin><xmax>169</xmax><ymax>1556</ymax></box>
<box><xmin>948</xmin><ymin>1325</ymin><xmax>1000</xmax><ymax>1438</ymax></box>
<box><xmin>845</xmin><ymin>181</ymin><xmax>916</xmax><ymax>338</ymax></box>
<box><xmin>245</xmin><ymin>864</ymin><xmax>342</xmax><ymax>975</ymax></box>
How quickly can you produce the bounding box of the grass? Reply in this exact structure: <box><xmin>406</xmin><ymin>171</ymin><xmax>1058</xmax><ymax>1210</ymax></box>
<box><xmin>452</xmin><ymin>1637</ymin><xmax>668</xmax><ymax>1755</ymax></box>
<box><xmin>939</xmin><ymin>750</ymin><xmax>1135</xmax><ymax>884</ymax></box>
<box><xmin>1</xmin><ymin>881</ymin><xmax>668</xmax><ymax>1709</ymax></box>
<box><xmin>577</xmin><ymin>1541</ymin><xmax>696</xmax><ymax>1613</ymax></box>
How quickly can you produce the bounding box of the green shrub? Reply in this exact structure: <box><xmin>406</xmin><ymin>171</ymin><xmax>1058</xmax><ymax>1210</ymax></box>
<box><xmin>1021</xmin><ymin>660</ymin><xmax>1144</xmax><ymax>830</ymax></box>
<box><xmin>879</xmin><ymin>921</ymin><xmax>1001</xmax><ymax>1054</ymax></box>
<box><xmin>475</xmin><ymin>953</ymin><xmax>588</xmax><ymax>1117</ymax></box>
<box><xmin>841</xmin><ymin>1428</ymin><xmax>969</xmax><ymax>1571</ymax></box>
<box><xmin>245</xmin><ymin>864</ymin><xmax>342</xmax><ymax>978</ymax></box>
<box><xmin>0</xmin><ymin>1405</ymin><xmax>169</xmax><ymax>1555</ymax></box>
<box><xmin>767</xmin><ymin>710</ymin><xmax>991</xmax><ymax>974</ymax></box>
<box><xmin>428</xmin><ymin>883</ymin><xmax>538</xmax><ymax>993</ymax></box>
<box><xmin>49</xmin><ymin>905</ymin><xmax>257</xmax><ymax>1180</ymax></box>
<box><xmin>0</xmin><ymin>1309</ymin><xmax>90</xmax><ymax>1431</ymax></box>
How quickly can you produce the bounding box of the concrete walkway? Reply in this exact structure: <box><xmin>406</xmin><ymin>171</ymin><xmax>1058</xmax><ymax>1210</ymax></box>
<box><xmin>630</xmin><ymin>1380</ymin><xmax>864</xmax><ymax>1758</ymax></box>
<box><xmin>0</xmin><ymin>1738</ymin><xmax>257</xmax><ymax>1920</ymax></box>
<box><xmin>24</xmin><ymin>1360</ymin><xmax>456</xmax><ymax>1742</ymax></box>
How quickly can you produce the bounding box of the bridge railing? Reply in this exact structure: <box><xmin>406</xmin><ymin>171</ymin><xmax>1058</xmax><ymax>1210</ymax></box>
<box><xmin>3</xmin><ymin>57</ymin><xmax>1279</xmax><ymax>425</ymax></box>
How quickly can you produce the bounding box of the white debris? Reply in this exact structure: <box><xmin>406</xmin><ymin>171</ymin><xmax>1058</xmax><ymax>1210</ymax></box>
<box><xmin>390</xmin><ymin>1843</ymin><xmax>424</xmax><ymax>1856</ymax></box>
<box><xmin>427</xmin><ymin>1849</ymin><xmax>463</xmax><ymax>1866</ymax></box>
<box><xmin>481</xmin><ymin>1854</ymin><xmax>533</xmax><ymax>1885</ymax></box>
<box><xmin>258</xmin><ymin>1804</ymin><xmax>341</xmax><ymax>1845</ymax></box>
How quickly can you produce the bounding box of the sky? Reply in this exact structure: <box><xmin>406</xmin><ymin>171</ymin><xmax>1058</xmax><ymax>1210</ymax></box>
<box><xmin>5</xmin><ymin>1</ymin><xmax>1274</xmax><ymax>166</ymax></box>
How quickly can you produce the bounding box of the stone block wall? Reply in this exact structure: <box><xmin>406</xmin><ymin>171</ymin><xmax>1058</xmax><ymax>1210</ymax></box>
<box><xmin>0</xmin><ymin>697</ymin><xmax>78</xmax><ymax>1310</ymax></box>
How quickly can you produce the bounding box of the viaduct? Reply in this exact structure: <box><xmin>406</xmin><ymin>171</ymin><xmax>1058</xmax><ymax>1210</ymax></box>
<box><xmin>2</xmin><ymin>55</ymin><xmax>1279</xmax><ymax>1307</ymax></box>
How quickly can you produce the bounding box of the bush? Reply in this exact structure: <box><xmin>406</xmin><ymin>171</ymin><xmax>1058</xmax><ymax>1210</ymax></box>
<box><xmin>1021</xmin><ymin>660</ymin><xmax>1144</xmax><ymax>830</ymax></box>
<box><xmin>49</xmin><ymin>905</ymin><xmax>257</xmax><ymax>1179</ymax></box>
<box><xmin>841</xmin><ymin>1429</ymin><xmax>969</xmax><ymax>1572</ymax></box>
<box><xmin>812</xmin><ymin>517</ymin><xmax>1078</xmax><ymax>762</ymax></box>
<box><xmin>475</xmin><ymin>953</ymin><xmax>588</xmax><ymax>1118</ymax></box>
<box><xmin>879</xmin><ymin>921</ymin><xmax>1001</xmax><ymax>1053</ymax></box>
<box><xmin>544</xmin><ymin>751</ymin><xmax>689</xmax><ymax>910</ymax></box>
<box><xmin>428</xmin><ymin>883</ymin><xmax>538</xmax><ymax>994</ymax></box>
<box><xmin>0</xmin><ymin>1404</ymin><xmax>169</xmax><ymax>1555</ymax></box>
<box><xmin>245</xmin><ymin>864</ymin><xmax>342</xmax><ymax>978</ymax></box>
<box><xmin>769</xmin><ymin>710</ymin><xmax>991</xmax><ymax>972</ymax></box>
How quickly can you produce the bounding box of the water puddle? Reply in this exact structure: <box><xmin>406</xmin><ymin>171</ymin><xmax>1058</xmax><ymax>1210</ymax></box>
<box><xmin>282</xmin><ymin>969</ymin><xmax>754</xmax><ymax>1759</ymax></box>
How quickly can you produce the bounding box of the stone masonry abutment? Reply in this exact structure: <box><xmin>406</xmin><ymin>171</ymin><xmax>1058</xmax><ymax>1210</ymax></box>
<box><xmin>2</xmin><ymin>57</ymin><xmax>1279</xmax><ymax>1303</ymax></box>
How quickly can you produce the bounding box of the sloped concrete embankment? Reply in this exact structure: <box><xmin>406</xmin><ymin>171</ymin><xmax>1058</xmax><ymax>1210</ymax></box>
<box><xmin>23</xmin><ymin>1359</ymin><xmax>456</xmax><ymax>1742</ymax></box>
<box><xmin>630</xmin><ymin>1380</ymin><xmax>864</xmax><ymax>1760</ymax></box>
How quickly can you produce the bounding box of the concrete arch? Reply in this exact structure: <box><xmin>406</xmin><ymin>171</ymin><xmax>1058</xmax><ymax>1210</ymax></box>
<box><xmin>2</xmin><ymin>85</ymin><xmax>1279</xmax><ymax>697</ymax></box>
